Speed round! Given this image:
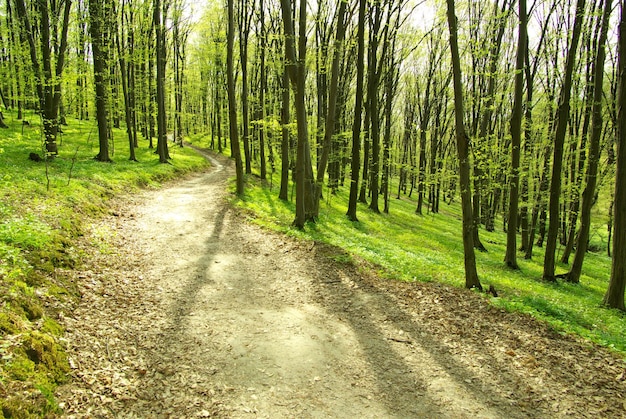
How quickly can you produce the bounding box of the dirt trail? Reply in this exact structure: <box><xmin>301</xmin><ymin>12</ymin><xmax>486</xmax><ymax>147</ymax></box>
<box><xmin>57</xmin><ymin>152</ymin><xmax>626</xmax><ymax>418</ymax></box>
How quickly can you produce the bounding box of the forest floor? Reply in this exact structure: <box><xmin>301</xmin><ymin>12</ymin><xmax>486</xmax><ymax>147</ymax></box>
<box><xmin>56</xmin><ymin>151</ymin><xmax>626</xmax><ymax>418</ymax></box>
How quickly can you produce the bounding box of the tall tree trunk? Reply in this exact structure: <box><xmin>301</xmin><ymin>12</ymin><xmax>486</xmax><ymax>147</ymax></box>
<box><xmin>239</xmin><ymin>0</ymin><xmax>252</xmax><ymax>174</ymax></box>
<box><xmin>446</xmin><ymin>0</ymin><xmax>482</xmax><ymax>290</ymax></box>
<box><xmin>315</xmin><ymin>0</ymin><xmax>347</xmax><ymax>217</ymax></box>
<box><xmin>15</xmin><ymin>0</ymin><xmax>71</xmax><ymax>156</ymax></box>
<box><xmin>567</xmin><ymin>0</ymin><xmax>612</xmax><ymax>284</ymax></box>
<box><xmin>358</xmin><ymin>108</ymin><xmax>370</xmax><ymax>203</ymax></box>
<box><xmin>279</xmin><ymin>65</ymin><xmax>290</xmax><ymax>201</ymax></box>
<box><xmin>504</xmin><ymin>0</ymin><xmax>527</xmax><ymax>269</ymax></box>
<box><xmin>281</xmin><ymin>0</ymin><xmax>315</xmax><ymax>227</ymax></box>
<box><xmin>367</xmin><ymin>3</ymin><xmax>382</xmax><ymax>214</ymax></box>
<box><xmin>227</xmin><ymin>0</ymin><xmax>245</xmax><ymax>194</ymax></box>
<box><xmin>90</xmin><ymin>0</ymin><xmax>112</xmax><ymax>162</ymax></box>
<box><xmin>115</xmin><ymin>3</ymin><xmax>137</xmax><ymax>161</ymax></box>
<box><xmin>258</xmin><ymin>0</ymin><xmax>267</xmax><ymax>180</ymax></box>
<box><xmin>346</xmin><ymin>0</ymin><xmax>366</xmax><ymax>221</ymax></box>
<box><xmin>543</xmin><ymin>0</ymin><xmax>586</xmax><ymax>281</ymax></box>
<box><xmin>603</xmin><ymin>2</ymin><xmax>626</xmax><ymax>310</ymax></box>
<box><xmin>472</xmin><ymin>0</ymin><xmax>509</xmax><ymax>251</ymax></box>
<box><xmin>382</xmin><ymin>60</ymin><xmax>396</xmax><ymax>214</ymax></box>
<box><xmin>154</xmin><ymin>0</ymin><xmax>170</xmax><ymax>163</ymax></box>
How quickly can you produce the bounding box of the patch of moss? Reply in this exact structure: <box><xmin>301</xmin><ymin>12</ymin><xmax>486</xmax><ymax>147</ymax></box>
<box><xmin>21</xmin><ymin>331</ymin><xmax>69</xmax><ymax>384</ymax></box>
<box><xmin>6</xmin><ymin>355</ymin><xmax>35</xmax><ymax>381</ymax></box>
<box><xmin>41</xmin><ymin>318</ymin><xmax>63</xmax><ymax>337</ymax></box>
<box><xmin>0</xmin><ymin>311</ymin><xmax>21</xmax><ymax>335</ymax></box>
<box><xmin>6</xmin><ymin>295</ymin><xmax>43</xmax><ymax>322</ymax></box>
<box><xmin>27</xmin><ymin>245</ymin><xmax>76</xmax><ymax>273</ymax></box>
<box><xmin>23</xmin><ymin>271</ymin><xmax>46</xmax><ymax>288</ymax></box>
<box><xmin>0</xmin><ymin>388</ymin><xmax>59</xmax><ymax>418</ymax></box>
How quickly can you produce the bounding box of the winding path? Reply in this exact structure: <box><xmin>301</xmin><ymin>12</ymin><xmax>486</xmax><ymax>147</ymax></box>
<box><xmin>57</xmin><ymin>152</ymin><xmax>626</xmax><ymax>418</ymax></box>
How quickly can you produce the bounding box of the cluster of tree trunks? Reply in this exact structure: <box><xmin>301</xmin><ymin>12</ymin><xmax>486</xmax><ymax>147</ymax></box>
<box><xmin>2</xmin><ymin>0</ymin><xmax>625</xmax><ymax>309</ymax></box>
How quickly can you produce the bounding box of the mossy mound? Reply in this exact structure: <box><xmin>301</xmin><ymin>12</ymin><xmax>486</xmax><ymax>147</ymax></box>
<box><xmin>1</xmin><ymin>328</ymin><xmax>69</xmax><ymax>418</ymax></box>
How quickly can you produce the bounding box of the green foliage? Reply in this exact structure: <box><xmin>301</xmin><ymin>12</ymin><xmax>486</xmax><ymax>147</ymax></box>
<box><xmin>235</xmin><ymin>168</ymin><xmax>626</xmax><ymax>356</ymax></box>
<box><xmin>0</xmin><ymin>109</ymin><xmax>209</xmax><ymax>416</ymax></box>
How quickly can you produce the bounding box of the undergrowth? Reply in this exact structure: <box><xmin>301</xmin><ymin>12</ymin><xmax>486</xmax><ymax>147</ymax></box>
<box><xmin>0</xmin><ymin>110</ymin><xmax>209</xmax><ymax>417</ymax></box>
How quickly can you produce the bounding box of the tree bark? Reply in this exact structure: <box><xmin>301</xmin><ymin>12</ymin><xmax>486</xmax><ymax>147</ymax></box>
<box><xmin>504</xmin><ymin>0</ymin><xmax>527</xmax><ymax>269</ymax></box>
<box><xmin>603</xmin><ymin>2</ymin><xmax>626</xmax><ymax>311</ymax></box>
<box><xmin>114</xmin><ymin>2</ymin><xmax>137</xmax><ymax>161</ymax></box>
<box><xmin>239</xmin><ymin>0</ymin><xmax>253</xmax><ymax>174</ymax></box>
<box><xmin>154</xmin><ymin>0</ymin><xmax>170</xmax><ymax>163</ymax></box>
<box><xmin>367</xmin><ymin>3</ymin><xmax>382</xmax><ymax>214</ymax></box>
<box><xmin>315</xmin><ymin>0</ymin><xmax>348</xmax><ymax>217</ymax></box>
<box><xmin>446</xmin><ymin>0</ymin><xmax>482</xmax><ymax>290</ymax></box>
<box><xmin>346</xmin><ymin>0</ymin><xmax>366</xmax><ymax>221</ymax></box>
<box><xmin>567</xmin><ymin>0</ymin><xmax>612</xmax><ymax>283</ymax></box>
<box><xmin>89</xmin><ymin>0</ymin><xmax>112</xmax><ymax>162</ymax></box>
<box><xmin>15</xmin><ymin>0</ymin><xmax>71</xmax><ymax>156</ymax></box>
<box><xmin>281</xmin><ymin>0</ymin><xmax>316</xmax><ymax>228</ymax></box>
<box><xmin>227</xmin><ymin>0</ymin><xmax>245</xmax><ymax>195</ymax></box>
<box><xmin>543</xmin><ymin>0</ymin><xmax>586</xmax><ymax>281</ymax></box>
<box><xmin>279</xmin><ymin>65</ymin><xmax>290</xmax><ymax>201</ymax></box>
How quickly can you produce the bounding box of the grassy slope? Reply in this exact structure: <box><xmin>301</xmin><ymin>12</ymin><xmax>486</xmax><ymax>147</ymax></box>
<box><xmin>0</xmin><ymin>111</ymin><xmax>209</xmax><ymax>417</ymax></box>
<box><xmin>0</xmin><ymin>116</ymin><xmax>622</xmax><ymax>414</ymax></box>
<box><xmin>188</xmin><ymin>135</ymin><xmax>625</xmax><ymax>357</ymax></box>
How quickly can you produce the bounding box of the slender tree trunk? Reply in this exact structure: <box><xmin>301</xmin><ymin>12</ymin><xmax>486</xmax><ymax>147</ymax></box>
<box><xmin>281</xmin><ymin>0</ymin><xmax>315</xmax><ymax>227</ymax></box>
<box><xmin>90</xmin><ymin>0</ymin><xmax>111</xmax><ymax>162</ymax></box>
<box><xmin>115</xmin><ymin>4</ymin><xmax>137</xmax><ymax>162</ymax></box>
<box><xmin>154</xmin><ymin>0</ymin><xmax>169</xmax><ymax>163</ymax></box>
<box><xmin>368</xmin><ymin>3</ymin><xmax>382</xmax><ymax>214</ymax></box>
<box><xmin>279</xmin><ymin>66</ymin><xmax>290</xmax><ymax>201</ymax></box>
<box><xmin>504</xmin><ymin>0</ymin><xmax>527</xmax><ymax>269</ymax></box>
<box><xmin>346</xmin><ymin>0</ymin><xmax>366</xmax><ymax>221</ymax></box>
<box><xmin>15</xmin><ymin>0</ymin><xmax>71</xmax><ymax>156</ymax></box>
<box><xmin>227</xmin><ymin>0</ymin><xmax>244</xmax><ymax>194</ymax></box>
<box><xmin>359</xmin><ymin>109</ymin><xmax>370</xmax><ymax>203</ymax></box>
<box><xmin>240</xmin><ymin>0</ymin><xmax>252</xmax><ymax>174</ymax></box>
<box><xmin>315</xmin><ymin>0</ymin><xmax>347</xmax><ymax>217</ymax></box>
<box><xmin>568</xmin><ymin>0</ymin><xmax>612</xmax><ymax>284</ymax></box>
<box><xmin>543</xmin><ymin>0</ymin><xmax>586</xmax><ymax>281</ymax></box>
<box><xmin>259</xmin><ymin>0</ymin><xmax>267</xmax><ymax>180</ymax></box>
<box><xmin>446</xmin><ymin>0</ymin><xmax>482</xmax><ymax>290</ymax></box>
<box><xmin>603</xmin><ymin>2</ymin><xmax>626</xmax><ymax>310</ymax></box>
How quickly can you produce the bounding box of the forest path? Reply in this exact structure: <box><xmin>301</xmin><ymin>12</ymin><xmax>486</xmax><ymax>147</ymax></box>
<box><xmin>57</xmin><ymin>151</ymin><xmax>625</xmax><ymax>418</ymax></box>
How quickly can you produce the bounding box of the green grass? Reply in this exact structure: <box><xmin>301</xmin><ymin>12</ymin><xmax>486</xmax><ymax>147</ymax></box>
<box><xmin>3</xmin><ymin>109</ymin><xmax>619</xmax><ymax>413</ymax></box>
<box><xmin>0</xmin><ymin>110</ymin><xmax>209</xmax><ymax>416</ymax></box>
<box><xmin>232</xmin><ymin>164</ymin><xmax>626</xmax><ymax>356</ymax></box>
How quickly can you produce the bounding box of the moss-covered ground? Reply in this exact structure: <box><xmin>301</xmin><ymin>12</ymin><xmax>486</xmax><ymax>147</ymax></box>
<box><xmin>0</xmin><ymin>111</ymin><xmax>208</xmax><ymax>417</ymax></box>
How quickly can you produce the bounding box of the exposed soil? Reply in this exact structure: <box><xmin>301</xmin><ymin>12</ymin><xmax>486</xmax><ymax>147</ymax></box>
<box><xmin>57</xmin><ymin>151</ymin><xmax>626</xmax><ymax>418</ymax></box>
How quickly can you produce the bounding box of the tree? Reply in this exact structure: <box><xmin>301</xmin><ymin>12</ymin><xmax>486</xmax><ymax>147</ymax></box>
<box><xmin>281</xmin><ymin>0</ymin><xmax>316</xmax><ymax>228</ymax></box>
<box><xmin>314</xmin><ymin>0</ymin><xmax>348</xmax><ymax>217</ymax></box>
<box><xmin>446</xmin><ymin>0</ymin><xmax>482</xmax><ymax>290</ymax></box>
<box><xmin>279</xmin><ymin>61</ymin><xmax>291</xmax><ymax>201</ymax></box>
<box><xmin>543</xmin><ymin>0</ymin><xmax>586</xmax><ymax>281</ymax></box>
<box><xmin>504</xmin><ymin>0</ymin><xmax>527</xmax><ymax>269</ymax></box>
<box><xmin>603</xmin><ymin>1</ymin><xmax>626</xmax><ymax>311</ymax></box>
<box><xmin>366</xmin><ymin>0</ymin><xmax>384</xmax><ymax>214</ymax></box>
<box><xmin>346</xmin><ymin>0</ymin><xmax>367</xmax><ymax>221</ymax></box>
<box><xmin>89</xmin><ymin>0</ymin><xmax>112</xmax><ymax>162</ymax></box>
<box><xmin>239</xmin><ymin>0</ymin><xmax>253</xmax><ymax>174</ymax></box>
<box><xmin>14</xmin><ymin>0</ymin><xmax>71</xmax><ymax>156</ymax></box>
<box><xmin>469</xmin><ymin>0</ymin><xmax>511</xmax><ymax>250</ymax></box>
<box><xmin>172</xmin><ymin>0</ymin><xmax>190</xmax><ymax>147</ymax></box>
<box><xmin>115</xmin><ymin>0</ymin><xmax>138</xmax><ymax>161</ymax></box>
<box><xmin>227</xmin><ymin>0</ymin><xmax>245</xmax><ymax>194</ymax></box>
<box><xmin>567</xmin><ymin>0</ymin><xmax>613</xmax><ymax>284</ymax></box>
<box><xmin>154</xmin><ymin>0</ymin><xmax>170</xmax><ymax>163</ymax></box>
